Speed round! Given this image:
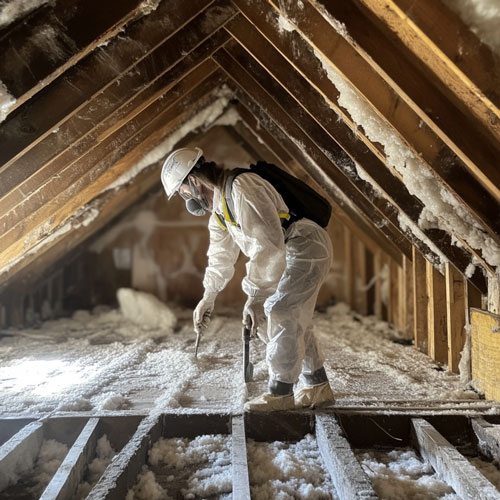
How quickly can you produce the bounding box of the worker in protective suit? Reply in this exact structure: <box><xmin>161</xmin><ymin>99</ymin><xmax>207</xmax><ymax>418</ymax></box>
<box><xmin>161</xmin><ymin>146</ymin><xmax>334</xmax><ymax>411</ymax></box>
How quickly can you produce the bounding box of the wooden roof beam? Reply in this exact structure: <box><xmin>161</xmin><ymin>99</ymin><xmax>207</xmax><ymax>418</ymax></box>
<box><xmin>309</xmin><ymin>0</ymin><xmax>500</xmax><ymax>203</ymax></box>
<box><xmin>0</xmin><ymin>71</ymin><xmax>226</xmax><ymax>271</ymax></box>
<box><xmin>0</xmin><ymin>0</ymin><xmax>151</xmax><ymax>116</ymax></box>
<box><xmin>0</xmin><ymin>0</ymin><xmax>236</xmax><ymax>169</ymax></box>
<box><xmin>261</xmin><ymin>0</ymin><xmax>500</xmax><ymax>246</ymax></box>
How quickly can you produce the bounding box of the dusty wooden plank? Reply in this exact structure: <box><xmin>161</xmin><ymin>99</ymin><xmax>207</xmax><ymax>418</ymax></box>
<box><xmin>426</xmin><ymin>262</ymin><xmax>448</xmax><ymax>363</ymax></box>
<box><xmin>260</xmin><ymin>0</ymin><xmax>500</xmax><ymax>248</ymax></box>
<box><xmin>412</xmin><ymin>418</ymin><xmax>500</xmax><ymax>500</ymax></box>
<box><xmin>231</xmin><ymin>415</ymin><xmax>251</xmax><ymax>500</ymax></box>
<box><xmin>412</xmin><ymin>247</ymin><xmax>428</xmax><ymax>353</ymax></box>
<box><xmin>445</xmin><ymin>263</ymin><xmax>466</xmax><ymax>373</ymax></box>
<box><xmin>40</xmin><ymin>418</ymin><xmax>100</xmax><ymax>500</ymax></box>
<box><xmin>472</xmin><ymin>417</ymin><xmax>500</xmax><ymax>463</ymax></box>
<box><xmin>356</xmin><ymin>0</ymin><xmax>500</xmax><ymax>145</ymax></box>
<box><xmin>353</xmin><ymin>237</ymin><xmax>368</xmax><ymax>315</ymax></box>
<box><xmin>0</xmin><ymin>72</ymin><xmax>224</xmax><ymax>269</ymax></box>
<box><xmin>315</xmin><ymin>415</ymin><xmax>377</xmax><ymax>500</ymax></box>
<box><xmin>344</xmin><ymin>227</ymin><xmax>354</xmax><ymax>310</ymax></box>
<box><xmin>0</xmin><ymin>0</ymin><xmax>231</xmax><ymax>168</ymax></box>
<box><xmin>470</xmin><ymin>308</ymin><xmax>500</xmax><ymax>401</ymax></box>
<box><xmin>219</xmin><ymin>63</ymin><xmax>407</xmax><ymax>266</ymax></box>
<box><xmin>402</xmin><ymin>255</ymin><xmax>414</xmax><ymax>339</ymax></box>
<box><xmin>311</xmin><ymin>0</ymin><xmax>500</xmax><ymax>205</ymax></box>
<box><xmin>0</xmin><ymin>421</ymin><xmax>44</xmax><ymax>492</ymax></box>
<box><xmin>223</xmin><ymin>20</ymin><xmax>489</xmax><ymax>290</ymax></box>
<box><xmin>86</xmin><ymin>415</ymin><xmax>161</xmax><ymax>500</ymax></box>
<box><xmin>0</xmin><ymin>0</ymin><xmax>147</xmax><ymax>112</ymax></box>
<box><xmin>0</xmin><ymin>21</ymin><xmax>231</xmax><ymax>201</ymax></box>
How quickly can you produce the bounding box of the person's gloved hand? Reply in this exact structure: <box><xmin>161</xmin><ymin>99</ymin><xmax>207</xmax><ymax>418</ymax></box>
<box><xmin>243</xmin><ymin>296</ymin><xmax>267</xmax><ymax>342</ymax></box>
<box><xmin>193</xmin><ymin>291</ymin><xmax>217</xmax><ymax>332</ymax></box>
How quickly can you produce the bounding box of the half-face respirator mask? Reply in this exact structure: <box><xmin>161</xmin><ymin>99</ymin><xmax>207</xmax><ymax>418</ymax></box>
<box><xmin>179</xmin><ymin>176</ymin><xmax>210</xmax><ymax>216</ymax></box>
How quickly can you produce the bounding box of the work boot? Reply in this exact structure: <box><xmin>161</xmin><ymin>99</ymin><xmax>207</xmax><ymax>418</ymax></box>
<box><xmin>244</xmin><ymin>380</ymin><xmax>294</xmax><ymax>412</ymax></box>
<box><xmin>295</xmin><ymin>367</ymin><xmax>334</xmax><ymax>409</ymax></box>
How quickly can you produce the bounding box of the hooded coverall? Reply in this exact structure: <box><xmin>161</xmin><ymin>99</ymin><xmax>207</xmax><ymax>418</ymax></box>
<box><xmin>203</xmin><ymin>172</ymin><xmax>332</xmax><ymax>385</ymax></box>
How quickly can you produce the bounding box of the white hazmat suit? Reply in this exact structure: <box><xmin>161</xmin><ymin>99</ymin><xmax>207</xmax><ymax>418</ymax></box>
<box><xmin>199</xmin><ymin>172</ymin><xmax>332</xmax><ymax>385</ymax></box>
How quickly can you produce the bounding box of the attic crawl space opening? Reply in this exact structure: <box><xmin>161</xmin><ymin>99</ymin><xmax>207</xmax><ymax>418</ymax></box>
<box><xmin>1</xmin><ymin>0</ymin><xmax>500</xmax><ymax>483</ymax></box>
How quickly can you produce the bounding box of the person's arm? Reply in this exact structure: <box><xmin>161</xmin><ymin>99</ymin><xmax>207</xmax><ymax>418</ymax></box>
<box><xmin>203</xmin><ymin>213</ymin><xmax>240</xmax><ymax>293</ymax></box>
<box><xmin>193</xmin><ymin>214</ymin><xmax>240</xmax><ymax>332</ymax></box>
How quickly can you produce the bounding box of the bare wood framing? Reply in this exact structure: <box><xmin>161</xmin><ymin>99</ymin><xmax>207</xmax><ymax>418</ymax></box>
<box><xmin>0</xmin><ymin>0</ymin><xmax>234</xmax><ymax>168</ymax></box>
<box><xmin>412</xmin><ymin>418</ymin><xmax>500</xmax><ymax>500</ymax></box>
<box><xmin>315</xmin><ymin>415</ymin><xmax>377</xmax><ymax>500</ymax></box>
<box><xmin>412</xmin><ymin>247</ymin><xmax>428</xmax><ymax>353</ymax></box>
<box><xmin>445</xmin><ymin>262</ymin><xmax>466</xmax><ymax>373</ymax></box>
<box><xmin>354</xmin><ymin>237</ymin><xmax>368</xmax><ymax>315</ymax></box>
<box><xmin>0</xmin><ymin>74</ymin><xmax>224</xmax><ymax>269</ymax></box>
<box><xmin>426</xmin><ymin>262</ymin><xmax>447</xmax><ymax>363</ymax></box>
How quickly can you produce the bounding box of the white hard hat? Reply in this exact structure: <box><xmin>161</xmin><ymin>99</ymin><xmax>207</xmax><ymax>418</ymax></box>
<box><xmin>161</xmin><ymin>147</ymin><xmax>203</xmax><ymax>199</ymax></box>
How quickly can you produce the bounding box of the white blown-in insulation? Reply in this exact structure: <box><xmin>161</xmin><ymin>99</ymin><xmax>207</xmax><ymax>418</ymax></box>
<box><xmin>0</xmin><ymin>80</ymin><xmax>15</xmax><ymax>123</ymax></box>
<box><xmin>0</xmin><ymin>0</ymin><xmax>49</xmax><ymax>28</ymax></box>
<box><xmin>443</xmin><ymin>0</ymin><xmax>500</xmax><ymax>56</ymax></box>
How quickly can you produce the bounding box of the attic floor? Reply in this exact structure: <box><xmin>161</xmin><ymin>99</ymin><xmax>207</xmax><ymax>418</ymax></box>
<box><xmin>0</xmin><ymin>303</ymin><xmax>497</xmax><ymax>418</ymax></box>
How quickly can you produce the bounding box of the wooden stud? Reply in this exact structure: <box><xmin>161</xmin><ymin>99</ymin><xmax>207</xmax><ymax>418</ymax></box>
<box><xmin>373</xmin><ymin>250</ymin><xmax>383</xmax><ymax>320</ymax></box>
<box><xmin>412</xmin><ymin>247</ymin><xmax>428</xmax><ymax>353</ymax></box>
<box><xmin>472</xmin><ymin>417</ymin><xmax>500</xmax><ymax>464</ymax></box>
<box><xmin>412</xmin><ymin>418</ymin><xmax>500</xmax><ymax>500</ymax></box>
<box><xmin>445</xmin><ymin>262</ymin><xmax>466</xmax><ymax>373</ymax></box>
<box><xmin>401</xmin><ymin>256</ymin><xmax>414</xmax><ymax>339</ymax></box>
<box><xmin>315</xmin><ymin>415</ymin><xmax>378</xmax><ymax>500</ymax></box>
<box><xmin>87</xmin><ymin>415</ymin><xmax>162</xmax><ymax>500</ymax></box>
<box><xmin>352</xmin><ymin>237</ymin><xmax>367</xmax><ymax>315</ymax></box>
<box><xmin>389</xmin><ymin>259</ymin><xmax>400</xmax><ymax>331</ymax></box>
<box><xmin>231</xmin><ymin>415</ymin><xmax>251</xmax><ymax>500</ymax></box>
<box><xmin>426</xmin><ymin>262</ymin><xmax>447</xmax><ymax>363</ymax></box>
<box><xmin>344</xmin><ymin>226</ymin><xmax>354</xmax><ymax>309</ymax></box>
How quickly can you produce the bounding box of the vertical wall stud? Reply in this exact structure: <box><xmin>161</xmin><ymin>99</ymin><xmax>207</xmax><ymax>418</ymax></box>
<box><xmin>445</xmin><ymin>263</ymin><xmax>466</xmax><ymax>373</ymax></box>
<box><xmin>427</xmin><ymin>261</ymin><xmax>448</xmax><ymax>363</ymax></box>
<box><xmin>412</xmin><ymin>247</ymin><xmax>428</xmax><ymax>352</ymax></box>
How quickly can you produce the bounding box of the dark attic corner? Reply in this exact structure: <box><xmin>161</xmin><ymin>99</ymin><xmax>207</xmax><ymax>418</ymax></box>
<box><xmin>1</xmin><ymin>0</ymin><xmax>500</xmax><ymax>498</ymax></box>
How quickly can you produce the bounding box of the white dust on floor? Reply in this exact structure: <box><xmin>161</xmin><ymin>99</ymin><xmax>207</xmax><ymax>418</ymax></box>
<box><xmin>0</xmin><ymin>298</ymin><xmax>491</xmax><ymax>416</ymax></box>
